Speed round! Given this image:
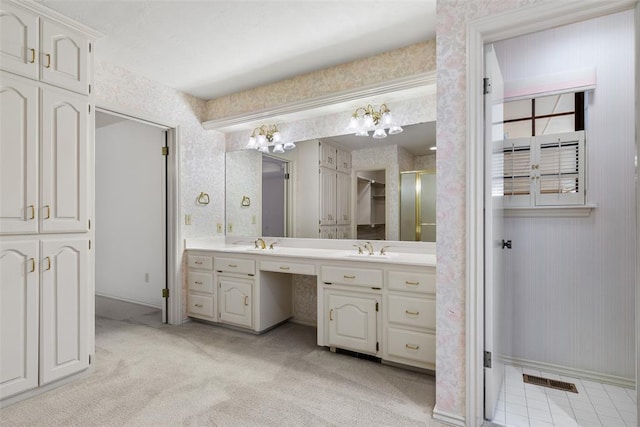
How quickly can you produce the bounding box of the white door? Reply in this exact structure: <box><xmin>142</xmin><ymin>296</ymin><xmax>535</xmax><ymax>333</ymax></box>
<box><xmin>40</xmin><ymin>19</ymin><xmax>89</xmax><ymax>95</ymax></box>
<box><xmin>40</xmin><ymin>86</ymin><xmax>88</xmax><ymax>233</ymax></box>
<box><xmin>327</xmin><ymin>292</ymin><xmax>378</xmax><ymax>355</ymax></box>
<box><xmin>319</xmin><ymin>168</ymin><xmax>337</xmax><ymax>225</ymax></box>
<box><xmin>0</xmin><ymin>72</ymin><xmax>38</xmax><ymax>234</ymax></box>
<box><xmin>40</xmin><ymin>238</ymin><xmax>89</xmax><ymax>385</ymax></box>
<box><xmin>218</xmin><ymin>277</ymin><xmax>252</xmax><ymax>328</ymax></box>
<box><xmin>484</xmin><ymin>43</ymin><xmax>506</xmax><ymax>420</ymax></box>
<box><xmin>0</xmin><ymin>2</ymin><xmax>39</xmax><ymax>79</ymax></box>
<box><xmin>0</xmin><ymin>240</ymin><xmax>39</xmax><ymax>399</ymax></box>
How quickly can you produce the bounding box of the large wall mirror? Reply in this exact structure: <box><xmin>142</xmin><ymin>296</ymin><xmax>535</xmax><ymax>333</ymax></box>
<box><xmin>225</xmin><ymin>121</ymin><xmax>436</xmax><ymax>241</ymax></box>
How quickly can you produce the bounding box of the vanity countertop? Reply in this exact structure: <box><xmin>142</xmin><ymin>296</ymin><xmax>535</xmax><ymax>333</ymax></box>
<box><xmin>185</xmin><ymin>237</ymin><xmax>436</xmax><ymax>268</ymax></box>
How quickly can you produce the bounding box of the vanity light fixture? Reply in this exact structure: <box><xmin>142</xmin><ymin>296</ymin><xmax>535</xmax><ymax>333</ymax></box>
<box><xmin>245</xmin><ymin>124</ymin><xmax>295</xmax><ymax>153</ymax></box>
<box><xmin>346</xmin><ymin>103</ymin><xmax>403</xmax><ymax>139</ymax></box>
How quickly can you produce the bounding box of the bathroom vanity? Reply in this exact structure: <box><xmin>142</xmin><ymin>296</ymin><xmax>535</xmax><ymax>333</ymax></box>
<box><xmin>185</xmin><ymin>237</ymin><xmax>436</xmax><ymax>371</ymax></box>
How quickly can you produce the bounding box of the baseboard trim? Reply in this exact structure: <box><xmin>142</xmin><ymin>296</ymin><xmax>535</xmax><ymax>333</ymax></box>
<box><xmin>289</xmin><ymin>318</ymin><xmax>317</xmax><ymax>328</ymax></box>
<box><xmin>433</xmin><ymin>405</ymin><xmax>466</xmax><ymax>427</ymax></box>
<box><xmin>95</xmin><ymin>293</ymin><xmax>162</xmax><ymax>310</ymax></box>
<box><xmin>500</xmin><ymin>355</ymin><xmax>636</xmax><ymax>389</ymax></box>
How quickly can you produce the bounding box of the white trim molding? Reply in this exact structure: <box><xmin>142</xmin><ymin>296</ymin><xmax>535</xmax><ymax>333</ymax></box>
<box><xmin>202</xmin><ymin>71</ymin><xmax>436</xmax><ymax>132</ymax></box>
<box><xmin>466</xmin><ymin>1</ymin><xmax>638</xmax><ymax>426</ymax></box>
<box><xmin>433</xmin><ymin>406</ymin><xmax>466</xmax><ymax>427</ymax></box>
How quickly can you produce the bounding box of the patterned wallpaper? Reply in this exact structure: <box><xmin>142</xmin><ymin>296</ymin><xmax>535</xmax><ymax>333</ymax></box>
<box><xmin>415</xmin><ymin>154</ymin><xmax>436</xmax><ymax>171</ymax></box>
<box><xmin>206</xmin><ymin>41</ymin><xmax>436</xmax><ymax>121</ymax></box>
<box><xmin>225</xmin><ymin>150</ymin><xmax>262</xmax><ymax>237</ymax></box>
<box><xmin>435</xmin><ymin>0</ymin><xmax>544</xmax><ymax>419</ymax></box>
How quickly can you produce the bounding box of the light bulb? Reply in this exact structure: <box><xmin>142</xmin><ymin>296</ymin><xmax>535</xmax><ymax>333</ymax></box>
<box><xmin>257</xmin><ymin>134</ymin><xmax>267</xmax><ymax>146</ymax></box>
<box><xmin>382</xmin><ymin>111</ymin><xmax>392</xmax><ymax>125</ymax></box>
<box><xmin>283</xmin><ymin>142</ymin><xmax>296</xmax><ymax>150</ymax></box>
<box><xmin>273</xmin><ymin>144</ymin><xmax>285</xmax><ymax>153</ymax></box>
<box><xmin>272</xmin><ymin>131</ymin><xmax>281</xmax><ymax>142</ymax></box>
<box><xmin>372</xmin><ymin>128</ymin><xmax>387</xmax><ymax>139</ymax></box>
<box><xmin>388</xmin><ymin>125</ymin><xmax>403</xmax><ymax>135</ymax></box>
<box><xmin>347</xmin><ymin>116</ymin><xmax>359</xmax><ymax>130</ymax></box>
<box><xmin>246</xmin><ymin>136</ymin><xmax>257</xmax><ymax>149</ymax></box>
<box><xmin>259</xmin><ymin>145</ymin><xmax>269</xmax><ymax>153</ymax></box>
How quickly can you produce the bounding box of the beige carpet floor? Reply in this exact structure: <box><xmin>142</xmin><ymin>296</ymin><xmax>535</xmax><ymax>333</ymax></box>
<box><xmin>1</xmin><ymin>297</ymin><xmax>441</xmax><ymax>426</ymax></box>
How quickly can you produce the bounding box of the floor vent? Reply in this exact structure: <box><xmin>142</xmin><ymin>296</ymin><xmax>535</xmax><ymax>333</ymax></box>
<box><xmin>522</xmin><ymin>374</ymin><xmax>578</xmax><ymax>393</ymax></box>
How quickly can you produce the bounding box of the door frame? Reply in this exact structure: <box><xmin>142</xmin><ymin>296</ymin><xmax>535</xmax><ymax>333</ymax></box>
<box><xmin>465</xmin><ymin>1</ymin><xmax>639</xmax><ymax>425</ymax></box>
<box><xmin>94</xmin><ymin>105</ymin><xmax>182</xmax><ymax>326</ymax></box>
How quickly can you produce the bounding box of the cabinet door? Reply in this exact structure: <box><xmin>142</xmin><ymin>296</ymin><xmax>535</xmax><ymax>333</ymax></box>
<box><xmin>0</xmin><ymin>240</ymin><xmax>39</xmax><ymax>399</ymax></box>
<box><xmin>0</xmin><ymin>72</ymin><xmax>38</xmax><ymax>234</ymax></box>
<box><xmin>319</xmin><ymin>168</ymin><xmax>336</xmax><ymax>225</ymax></box>
<box><xmin>0</xmin><ymin>2</ymin><xmax>39</xmax><ymax>79</ymax></box>
<box><xmin>319</xmin><ymin>141</ymin><xmax>337</xmax><ymax>169</ymax></box>
<box><xmin>218</xmin><ymin>276</ymin><xmax>252</xmax><ymax>328</ymax></box>
<box><xmin>337</xmin><ymin>148</ymin><xmax>351</xmax><ymax>174</ymax></box>
<box><xmin>327</xmin><ymin>292</ymin><xmax>378</xmax><ymax>355</ymax></box>
<box><xmin>319</xmin><ymin>225</ymin><xmax>336</xmax><ymax>239</ymax></box>
<box><xmin>40</xmin><ymin>238</ymin><xmax>89</xmax><ymax>385</ymax></box>
<box><xmin>40</xmin><ymin>87</ymin><xmax>88</xmax><ymax>233</ymax></box>
<box><xmin>336</xmin><ymin>172</ymin><xmax>351</xmax><ymax>225</ymax></box>
<box><xmin>40</xmin><ymin>19</ymin><xmax>89</xmax><ymax>94</ymax></box>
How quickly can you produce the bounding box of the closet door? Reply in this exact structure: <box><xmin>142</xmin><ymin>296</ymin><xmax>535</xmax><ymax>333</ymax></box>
<box><xmin>319</xmin><ymin>168</ymin><xmax>336</xmax><ymax>225</ymax></box>
<box><xmin>0</xmin><ymin>240</ymin><xmax>39</xmax><ymax>399</ymax></box>
<box><xmin>0</xmin><ymin>2</ymin><xmax>39</xmax><ymax>79</ymax></box>
<box><xmin>40</xmin><ymin>19</ymin><xmax>88</xmax><ymax>94</ymax></box>
<box><xmin>0</xmin><ymin>72</ymin><xmax>38</xmax><ymax>234</ymax></box>
<box><xmin>39</xmin><ymin>238</ymin><xmax>89</xmax><ymax>385</ymax></box>
<box><xmin>40</xmin><ymin>86</ymin><xmax>88</xmax><ymax>233</ymax></box>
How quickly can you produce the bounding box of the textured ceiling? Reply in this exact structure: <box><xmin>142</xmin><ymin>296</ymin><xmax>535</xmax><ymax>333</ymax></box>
<box><xmin>38</xmin><ymin>0</ymin><xmax>436</xmax><ymax>100</ymax></box>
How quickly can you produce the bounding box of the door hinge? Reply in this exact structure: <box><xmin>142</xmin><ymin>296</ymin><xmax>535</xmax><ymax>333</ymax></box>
<box><xmin>88</xmin><ymin>104</ymin><xmax>91</xmax><ymax>114</ymax></box>
<box><xmin>89</xmin><ymin>354</ymin><xmax>92</xmax><ymax>365</ymax></box>
<box><xmin>89</xmin><ymin>240</ymin><xmax>91</xmax><ymax>250</ymax></box>
<box><xmin>375</xmin><ymin>302</ymin><xmax>379</xmax><ymax>312</ymax></box>
<box><xmin>284</xmin><ymin>173</ymin><xmax>290</xmax><ymax>180</ymax></box>
<box><xmin>88</xmin><ymin>84</ymin><xmax>91</xmax><ymax>94</ymax></box>
<box><xmin>502</xmin><ymin>239</ymin><xmax>512</xmax><ymax>249</ymax></box>
<box><xmin>484</xmin><ymin>350</ymin><xmax>492</xmax><ymax>368</ymax></box>
<box><xmin>376</xmin><ymin>342</ymin><xmax>379</xmax><ymax>352</ymax></box>
<box><xmin>162</xmin><ymin>288</ymin><xmax>169</xmax><ymax>298</ymax></box>
<box><xmin>483</xmin><ymin>77</ymin><xmax>492</xmax><ymax>95</ymax></box>
<box><xmin>89</xmin><ymin>42</ymin><xmax>92</xmax><ymax>53</ymax></box>
<box><xmin>162</xmin><ymin>146</ymin><xmax>169</xmax><ymax>156</ymax></box>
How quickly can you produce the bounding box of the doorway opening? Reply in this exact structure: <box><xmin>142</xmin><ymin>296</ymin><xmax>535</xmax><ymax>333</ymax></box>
<box><xmin>356</xmin><ymin>169</ymin><xmax>386</xmax><ymax>240</ymax></box>
<box><xmin>95</xmin><ymin>110</ymin><xmax>169</xmax><ymax>326</ymax></box>
<box><xmin>261</xmin><ymin>155</ymin><xmax>290</xmax><ymax>237</ymax></box>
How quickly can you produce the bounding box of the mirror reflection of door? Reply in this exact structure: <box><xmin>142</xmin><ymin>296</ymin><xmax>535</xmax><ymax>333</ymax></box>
<box><xmin>400</xmin><ymin>170</ymin><xmax>436</xmax><ymax>241</ymax></box>
<box><xmin>356</xmin><ymin>170</ymin><xmax>386</xmax><ymax>240</ymax></box>
<box><xmin>261</xmin><ymin>155</ymin><xmax>289</xmax><ymax>237</ymax></box>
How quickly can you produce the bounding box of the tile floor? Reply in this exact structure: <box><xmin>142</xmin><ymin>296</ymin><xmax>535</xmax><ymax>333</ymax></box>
<box><xmin>491</xmin><ymin>365</ymin><xmax>637</xmax><ymax>427</ymax></box>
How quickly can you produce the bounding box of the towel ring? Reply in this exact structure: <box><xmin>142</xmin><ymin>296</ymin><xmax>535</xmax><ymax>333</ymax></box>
<box><xmin>197</xmin><ymin>192</ymin><xmax>210</xmax><ymax>205</ymax></box>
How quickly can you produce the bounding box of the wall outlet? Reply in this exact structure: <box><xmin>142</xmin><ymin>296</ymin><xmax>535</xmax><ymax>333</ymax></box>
<box><xmin>216</xmin><ymin>222</ymin><xmax>222</xmax><ymax>233</ymax></box>
<box><xmin>185</xmin><ymin>214</ymin><xmax>192</xmax><ymax>225</ymax></box>
<box><xmin>251</xmin><ymin>215</ymin><xmax>256</xmax><ymax>224</ymax></box>
<box><xmin>228</xmin><ymin>223</ymin><xmax>233</xmax><ymax>233</ymax></box>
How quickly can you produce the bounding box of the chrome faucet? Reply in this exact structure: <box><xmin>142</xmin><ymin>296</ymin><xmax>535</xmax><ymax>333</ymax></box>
<box><xmin>255</xmin><ymin>238</ymin><xmax>266</xmax><ymax>249</ymax></box>
<box><xmin>363</xmin><ymin>241</ymin><xmax>375</xmax><ymax>255</ymax></box>
<box><xmin>352</xmin><ymin>244</ymin><xmax>364</xmax><ymax>254</ymax></box>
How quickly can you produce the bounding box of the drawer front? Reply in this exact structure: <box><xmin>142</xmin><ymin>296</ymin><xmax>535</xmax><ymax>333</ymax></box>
<box><xmin>188</xmin><ymin>271</ymin><xmax>213</xmax><ymax>294</ymax></box>
<box><xmin>214</xmin><ymin>257</ymin><xmax>255</xmax><ymax>275</ymax></box>
<box><xmin>188</xmin><ymin>293</ymin><xmax>215</xmax><ymax>319</ymax></box>
<box><xmin>387</xmin><ymin>295</ymin><xmax>435</xmax><ymax>330</ymax></box>
<box><xmin>321</xmin><ymin>265</ymin><xmax>383</xmax><ymax>287</ymax></box>
<box><xmin>387</xmin><ymin>270</ymin><xmax>436</xmax><ymax>294</ymax></box>
<box><xmin>260</xmin><ymin>260</ymin><xmax>315</xmax><ymax>275</ymax></box>
<box><xmin>387</xmin><ymin>328</ymin><xmax>435</xmax><ymax>365</ymax></box>
<box><xmin>188</xmin><ymin>254</ymin><xmax>213</xmax><ymax>270</ymax></box>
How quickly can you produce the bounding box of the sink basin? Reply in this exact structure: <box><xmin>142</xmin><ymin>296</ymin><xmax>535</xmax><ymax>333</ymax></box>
<box><xmin>342</xmin><ymin>252</ymin><xmax>396</xmax><ymax>259</ymax></box>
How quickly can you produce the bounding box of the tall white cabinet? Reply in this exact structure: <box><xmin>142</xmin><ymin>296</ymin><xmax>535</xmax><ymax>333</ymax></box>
<box><xmin>0</xmin><ymin>0</ymin><xmax>99</xmax><ymax>404</ymax></box>
<box><xmin>297</xmin><ymin>139</ymin><xmax>352</xmax><ymax>239</ymax></box>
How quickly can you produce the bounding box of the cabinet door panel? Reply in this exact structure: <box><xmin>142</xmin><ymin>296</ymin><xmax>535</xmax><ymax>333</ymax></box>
<box><xmin>319</xmin><ymin>168</ymin><xmax>336</xmax><ymax>225</ymax></box>
<box><xmin>218</xmin><ymin>277</ymin><xmax>252</xmax><ymax>328</ymax></box>
<box><xmin>0</xmin><ymin>3</ymin><xmax>38</xmax><ymax>79</ymax></box>
<box><xmin>0</xmin><ymin>73</ymin><xmax>38</xmax><ymax>234</ymax></box>
<box><xmin>40</xmin><ymin>238</ymin><xmax>89</xmax><ymax>385</ymax></box>
<box><xmin>40</xmin><ymin>87</ymin><xmax>88</xmax><ymax>233</ymax></box>
<box><xmin>336</xmin><ymin>172</ymin><xmax>351</xmax><ymax>225</ymax></box>
<box><xmin>327</xmin><ymin>292</ymin><xmax>378</xmax><ymax>355</ymax></box>
<box><xmin>0</xmin><ymin>240</ymin><xmax>38</xmax><ymax>399</ymax></box>
<box><xmin>40</xmin><ymin>19</ymin><xmax>88</xmax><ymax>94</ymax></box>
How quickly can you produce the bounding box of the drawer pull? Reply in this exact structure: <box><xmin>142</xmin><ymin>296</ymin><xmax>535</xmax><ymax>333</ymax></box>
<box><xmin>194</xmin><ymin>261</ymin><xmax>203</xmax><ymax>265</ymax></box>
<box><xmin>243</xmin><ymin>295</ymin><xmax>249</xmax><ymax>306</ymax></box>
<box><xmin>279</xmin><ymin>266</ymin><xmax>290</xmax><ymax>270</ymax></box>
<box><xmin>44</xmin><ymin>205</ymin><xmax>50</xmax><ymax>219</ymax></box>
<box><xmin>29</xmin><ymin>48</ymin><xmax>36</xmax><ymax>63</ymax></box>
<box><xmin>228</xmin><ymin>264</ymin><xmax>237</xmax><ymax>268</ymax></box>
<box><xmin>194</xmin><ymin>281</ymin><xmax>203</xmax><ymax>285</ymax></box>
<box><xmin>29</xmin><ymin>258</ymin><xmax>36</xmax><ymax>273</ymax></box>
<box><xmin>44</xmin><ymin>256</ymin><xmax>51</xmax><ymax>271</ymax></box>
<box><xmin>405</xmin><ymin>310</ymin><xmax>420</xmax><ymax>316</ymax></box>
<box><xmin>405</xmin><ymin>280</ymin><xmax>420</xmax><ymax>286</ymax></box>
<box><xmin>45</xmin><ymin>53</ymin><xmax>51</xmax><ymax>68</ymax></box>
<box><xmin>28</xmin><ymin>205</ymin><xmax>35</xmax><ymax>220</ymax></box>
<box><xmin>343</xmin><ymin>275</ymin><xmax>355</xmax><ymax>279</ymax></box>
<box><xmin>194</xmin><ymin>304</ymin><xmax>203</xmax><ymax>308</ymax></box>
<box><xmin>405</xmin><ymin>344</ymin><xmax>420</xmax><ymax>350</ymax></box>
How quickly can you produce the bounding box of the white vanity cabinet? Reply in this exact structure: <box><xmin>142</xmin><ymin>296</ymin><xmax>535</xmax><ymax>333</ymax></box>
<box><xmin>321</xmin><ymin>265</ymin><xmax>382</xmax><ymax>356</ymax></box>
<box><xmin>215</xmin><ymin>256</ymin><xmax>255</xmax><ymax>329</ymax></box>
<box><xmin>187</xmin><ymin>254</ymin><xmax>216</xmax><ymax>321</ymax></box>
<box><xmin>384</xmin><ymin>268</ymin><xmax>437</xmax><ymax>369</ymax></box>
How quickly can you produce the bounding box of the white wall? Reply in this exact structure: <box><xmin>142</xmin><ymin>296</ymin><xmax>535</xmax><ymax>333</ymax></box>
<box><xmin>95</xmin><ymin>116</ymin><xmax>165</xmax><ymax>307</ymax></box>
<box><xmin>496</xmin><ymin>10</ymin><xmax>635</xmax><ymax>380</ymax></box>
